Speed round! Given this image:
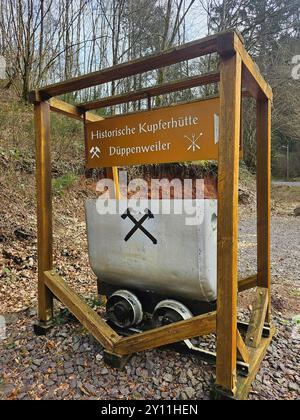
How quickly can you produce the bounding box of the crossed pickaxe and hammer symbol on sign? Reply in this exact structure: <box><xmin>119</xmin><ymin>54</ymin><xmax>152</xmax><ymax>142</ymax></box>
<box><xmin>121</xmin><ymin>209</ymin><xmax>157</xmax><ymax>245</ymax></box>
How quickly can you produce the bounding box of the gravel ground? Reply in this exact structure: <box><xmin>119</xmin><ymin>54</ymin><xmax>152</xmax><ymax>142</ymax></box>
<box><xmin>0</xmin><ymin>213</ymin><xmax>299</xmax><ymax>400</ymax></box>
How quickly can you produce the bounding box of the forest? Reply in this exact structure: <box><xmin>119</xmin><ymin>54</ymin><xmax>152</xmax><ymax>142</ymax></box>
<box><xmin>0</xmin><ymin>0</ymin><xmax>299</xmax><ymax>176</ymax></box>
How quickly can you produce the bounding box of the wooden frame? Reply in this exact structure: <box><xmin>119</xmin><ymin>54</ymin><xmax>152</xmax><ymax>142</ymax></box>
<box><xmin>30</xmin><ymin>30</ymin><xmax>274</xmax><ymax>400</ymax></box>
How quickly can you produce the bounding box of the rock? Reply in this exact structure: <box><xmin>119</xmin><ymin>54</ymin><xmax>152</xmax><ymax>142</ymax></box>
<box><xmin>83</xmin><ymin>383</ymin><xmax>97</xmax><ymax>396</ymax></box>
<box><xmin>119</xmin><ymin>386</ymin><xmax>130</xmax><ymax>396</ymax></box>
<box><xmin>294</xmin><ymin>207</ymin><xmax>300</xmax><ymax>217</ymax></box>
<box><xmin>72</xmin><ymin>342</ymin><xmax>80</xmax><ymax>351</ymax></box>
<box><xmin>138</xmin><ymin>368</ymin><xmax>148</xmax><ymax>379</ymax></box>
<box><xmin>187</xmin><ymin>369</ymin><xmax>194</xmax><ymax>380</ymax></box>
<box><xmin>152</xmin><ymin>377</ymin><xmax>160</xmax><ymax>386</ymax></box>
<box><xmin>95</xmin><ymin>354</ymin><xmax>103</xmax><ymax>362</ymax></box>
<box><xmin>1</xmin><ymin>384</ymin><xmax>15</xmax><ymax>398</ymax></box>
<box><xmin>64</xmin><ymin>361</ymin><xmax>73</xmax><ymax>369</ymax></box>
<box><xmin>184</xmin><ymin>387</ymin><xmax>196</xmax><ymax>399</ymax></box>
<box><xmin>163</xmin><ymin>373</ymin><xmax>173</xmax><ymax>383</ymax></box>
<box><xmin>100</xmin><ymin>368</ymin><xmax>109</xmax><ymax>375</ymax></box>
<box><xmin>145</xmin><ymin>358</ymin><xmax>155</xmax><ymax>372</ymax></box>
<box><xmin>5</xmin><ymin>313</ymin><xmax>19</xmax><ymax>325</ymax></box>
<box><xmin>70</xmin><ymin>380</ymin><xmax>77</xmax><ymax>389</ymax></box>
<box><xmin>32</xmin><ymin>359</ymin><xmax>42</xmax><ymax>367</ymax></box>
<box><xmin>288</xmin><ymin>382</ymin><xmax>299</xmax><ymax>392</ymax></box>
<box><xmin>46</xmin><ymin>380</ymin><xmax>55</xmax><ymax>387</ymax></box>
<box><xmin>179</xmin><ymin>373</ymin><xmax>188</xmax><ymax>384</ymax></box>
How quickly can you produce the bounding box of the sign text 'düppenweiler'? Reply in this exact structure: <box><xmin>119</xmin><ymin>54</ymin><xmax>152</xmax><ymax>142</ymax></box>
<box><xmin>85</xmin><ymin>97</ymin><xmax>220</xmax><ymax>168</ymax></box>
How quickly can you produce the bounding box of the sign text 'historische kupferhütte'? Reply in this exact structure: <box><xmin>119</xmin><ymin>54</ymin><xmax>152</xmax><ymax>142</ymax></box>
<box><xmin>85</xmin><ymin>97</ymin><xmax>220</xmax><ymax>168</ymax></box>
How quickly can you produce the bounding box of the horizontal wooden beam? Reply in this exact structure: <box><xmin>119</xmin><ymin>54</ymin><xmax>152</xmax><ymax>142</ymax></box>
<box><xmin>79</xmin><ymin>72</ymin><xmax>220</xmax><ymax>111</ymax></box>
<box><xmin>44</xmin><ymin>271</ymin><xmax>120</xmax><ymax>351</ymax></box>
<box><xmin>114</xmin><ymin>311</ymin><xmax>216</xmax><ymax>355</ymax></box>
<box><xmin>30</xmin><ymin>33</ymin><xmax>219</xmax><ymax>100</ymax></box>
<box><xmin>238</xmin><ymin>275</ymin><xmax>257</xmax><ymax>292</ymax></box>
<box><xmin>49</xmin><ymin>98</ymin><xmax>103</xmax><ymax>122</ymax></box>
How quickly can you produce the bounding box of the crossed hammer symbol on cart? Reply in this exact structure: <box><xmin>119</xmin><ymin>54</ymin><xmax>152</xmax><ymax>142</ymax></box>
<box><xmin>121</xmin><ymin>209</ymin><xmax>157</xmax><ymax>245</ymax></box>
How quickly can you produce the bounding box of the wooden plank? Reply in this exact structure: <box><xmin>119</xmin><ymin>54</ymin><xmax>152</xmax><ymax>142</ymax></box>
<box><xmin>237</xmin><ymin>330</ymin><xmax>250</xmax><ymax>364</ymax></box>
<box><xmin>216</xmin><ymin>51</ymin><xmax>242</xmax><ymax>394</ymax></box>
<box><xmin>245</xmin><ymin>287</ymin><xmax>269</xmax><ymax>348</ymax></box>
<box><xmin>44</xmin><ymin>271</ymin><xmax>120</xmax><ymax>351</ymax></box>
<box><xmin>114</xmin><ymin>312</ymin><xmax>217</xmax><ymax>355</ymax></box>
<box><xmin>49</xmin><ymin>98</ymin><xmax>102</xmax><ymax>122</ymax></box>
<box><xmin>213</xmin><ymin>325</ymin><xmax>275</xmax><ymax>399</ymax></box>
<box><xmin>30</xmin><ymin>34</ymin><xmax>219</xmax><ymax>99</ymax></box>
<box><xmin>235</xmin><ymin>38</ymin><xmax>273</xmax><ymax>100</ymax></box>
<box><xmin>235</xmin><ymin>326</ymin><xmax>275</xmax><ymax>400</ymax></box>
<box><xmin>218</xmin><ymin>31</ymin><xmax>272</xmax><ymax>100</ymax></box>
<box><xmin>256</xmin><ymin>98</ymin><xmax>272</xmax><ymax>323</ymax></box>
<box><xmin>79</xmin><ymin>72</ymin><xmax>220</xmax><ymax>111</ymax></box>
<box><xmin>34</xmin><ymin>101</ymin><xmax>54</xmax><ymax>324</ymax></box>
<box><xmin>242</xmin><ymin>67</ymin><xmax>264</xmax><ymax>100</ymax></box>
<box><xmin>238</xmin><ymin>275</ymin><xmax>257</xmax><ymax>292</ymax></box>
<box><xmin>238</xmin><ymin>321</ymin><xmax>271</xmax><ymax>338</ymax></box>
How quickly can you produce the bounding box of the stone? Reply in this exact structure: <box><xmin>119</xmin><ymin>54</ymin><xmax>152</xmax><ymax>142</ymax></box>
<box><xmin>145</xmin><ymin>358</ymin><xmax>155</xmax><ymax>372</ymax></box>
<box><xmin>95</xmin><ymin>354</ymin><xmax>103</xmax><ymax>362</ymax></box>
<box><xmin>163</xmin><ymin>373</ymin><xmax>173</xmax><ymax>383</ymax></box>
<box><xmin>294</xmin><ymin>207</ymin><xmax>300</xmax><ymax>217</ymax></box>
<box><xmin>83</xmin><ymin>383</ymin><xmax>97</xmax><ymax>396</ymax></box>
<box><xmin>184</xmin><ymin>386</ymin><xmax>196</xmax><ymax>400</ymax></box>
<box><xmin>288</xmin><ymin>382</ymin><xmax>299</xmax><ymax>392</ymax></box>
<box><xmin>179</xmin><ymin>373</ymin><xmax>187</xmax><ymax>384</ymax></box>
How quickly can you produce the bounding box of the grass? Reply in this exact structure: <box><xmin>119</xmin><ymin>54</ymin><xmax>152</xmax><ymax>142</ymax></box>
<box><xmin>52</xmin><ymin>173</ymin><xmax>79</xmax><ymax>196</ymax></box>
<box><xmin>0</xmin><ymin>91</ymin><xmax>84</xmax><ymax>177</ymax></box>
<box><xmin>272</xmin><ymin>185</ymin><xmax>300</xmax><ymax>204</ymax></box>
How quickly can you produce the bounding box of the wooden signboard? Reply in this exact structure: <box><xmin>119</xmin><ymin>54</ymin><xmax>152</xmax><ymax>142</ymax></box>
<box><xmin>85</xmin><ymin>97</ymin><xmax>220</xmax><ymax>168</ymax></box>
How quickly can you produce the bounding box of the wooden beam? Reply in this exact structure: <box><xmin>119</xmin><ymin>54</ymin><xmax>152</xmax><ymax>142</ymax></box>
<box><xmin>114</xmin><ymin>312</ymin><xmax>217</xmax><ymax>355</ymax></box>
<box><xmin>235</xmin><ymin>38</ymin><xmax>273</xmax><ymax>100</ymax></box>
<box><xmin>242</xmin><ymin>67</ymin><xmax>264</xmax><ymax>100</ymax></box>
<box><xmin>238</xmin><ymin>275</ymin><xmax>257</xmax><ymax>292</ymax></box>
<box><xmin>30</xmin><ymin>34</ymin><xmax>219</xmax><ymax>99</ymax></box>
<box><xmin>34</xmin><ymin>101</ymin><xmax>54</xmax><ymax>325</ymax></box>
<box><xmin>245</xmin><ymin>287</ymin><xmax>269</xmax><ymax>349</ymax></box>
<box><xmin>49</xmin><ymin>98</ymin><xmax>102</xmax><ymax>122</ymax></box>
<box><xmin>44</xmin><ymin>271</ymin><xmax>120</xmax><ymax>351</ymax></box>
<box><xmin>237</xmin><ymin>330</ymin><xmax>250</xmax><ymax>364</ymax></box>
<box><xmin>79</xmin><ymin>72</ymin><xmax>220</xmax><ymax>111</ymax></box>
<box><xmin>216</xmin><ymin>51</ymin><xmax>242</xmax><ymax>394</ymax></box>
<box><xmin>217</xmin><ymin>31</ymin><xmax>272</xmax><ymax>100</ymax></box>
<box><xmin>256</xmin><ymin>98</ymin><xmax>272</xmax><ymax>323</ymax></box>
<box><xmin>235</xmin><ymin>326</ymin><xmax>275</xmax><ymax>400</ymax></box>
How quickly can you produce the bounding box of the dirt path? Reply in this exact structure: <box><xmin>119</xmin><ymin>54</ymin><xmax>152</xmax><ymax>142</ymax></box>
<box><xmin>273</xmin><ymin>181</ymin><xmax>300</xmax><ymax>188</ymax></box>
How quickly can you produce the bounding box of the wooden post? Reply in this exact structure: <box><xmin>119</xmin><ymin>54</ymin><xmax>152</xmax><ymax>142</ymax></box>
<box><xmin>256</xmin><ymin>98</ymin><xmax>272</xmax><ymax>323</ymax></box>
<box><xmin>34</xmin><ymin>101</ymin><xmax>54</xmax><ymax>326</ymax></box>
<box><xmin>216</xmin><ymin>51</ymin><xmax>242</xmax><ymax>395</ymax></box>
